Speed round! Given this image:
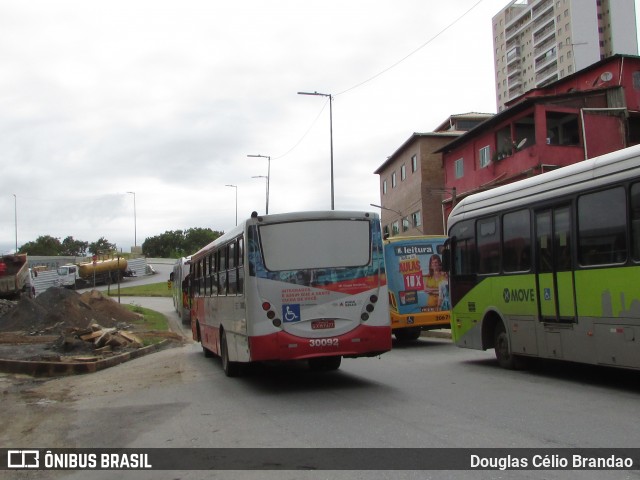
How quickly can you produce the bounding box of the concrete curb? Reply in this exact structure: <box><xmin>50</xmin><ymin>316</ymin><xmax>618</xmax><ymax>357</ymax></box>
<box><xmin>421</xmin><ymin>329</ymin><xmax>452</xmax><ymax>339</ymax></box>
<box><xmin>0</xmin><ymin>340</ymin><xmax>170</xmax><ymax>377</ymax></box>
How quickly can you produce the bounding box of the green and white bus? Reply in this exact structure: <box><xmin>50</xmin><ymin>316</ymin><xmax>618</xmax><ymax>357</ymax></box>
<box><xmin>446</xmin><ymin>144</ymin><xmax>640</xmax><ymax>370</ymax></box>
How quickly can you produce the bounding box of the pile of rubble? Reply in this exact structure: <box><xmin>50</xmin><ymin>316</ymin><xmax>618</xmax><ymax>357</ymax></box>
<box><xmin>54</xmin><ymin>323</ymin><xmax>145</xmax><ymax>358</ymax></box>
<box><xmin>0</xmin><ymin>299</ymin><xmax>17</xmax><ymax>317</ymax></box>
<box><xmin>0</xmin><ymin>287</ymin><xmax>149</xmax><ymax>361</ymax></box>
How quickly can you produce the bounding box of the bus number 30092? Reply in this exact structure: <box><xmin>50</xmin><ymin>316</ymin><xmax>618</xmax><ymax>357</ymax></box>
<box><xmin>309</xmin><ymin>338</ymin><xmax>339</xmax><ymax>347</ymax></box>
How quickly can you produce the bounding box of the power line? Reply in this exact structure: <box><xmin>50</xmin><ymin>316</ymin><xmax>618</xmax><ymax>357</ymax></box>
<box><xmin>336</xmin><ymin>0</ymin><xmax>486</xmax><ymax>96</ymax></box>
<box><xmin>275</xmin><ymin>0</ymin><xmax>487</xmax><ymax>159</ymax></box>
<box><xmin>273</xmin><ymin>97</ymin><xmax>329</xmax><ymax>160</ymax></box>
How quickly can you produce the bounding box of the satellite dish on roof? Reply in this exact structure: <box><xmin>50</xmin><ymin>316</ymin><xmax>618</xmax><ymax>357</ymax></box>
<box><xmin>516</xmin><ymin>138</ymin><xmax>527</xmax><ymax>150</ymax></box>
<box><xmin>600</xmin><ymin>71</ymin><xmax>613</xmax><ymax>82</ymax></box>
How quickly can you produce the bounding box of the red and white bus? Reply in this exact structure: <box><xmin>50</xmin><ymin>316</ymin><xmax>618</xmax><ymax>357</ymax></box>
<box><xmin>190</xmin><ymin>210</ymin><xmax>391</xmax><ymax>376</ymax></box>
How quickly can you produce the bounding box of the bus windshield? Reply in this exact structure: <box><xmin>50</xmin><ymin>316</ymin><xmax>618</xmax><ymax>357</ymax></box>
<box><xmin>259</xmin><ymin>219</ymin><xmax>371</xmax><ymax>270</ymax></box>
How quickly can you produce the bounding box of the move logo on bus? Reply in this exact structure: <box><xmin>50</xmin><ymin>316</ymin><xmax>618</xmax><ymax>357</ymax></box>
<box><xmin>503</xmin><ymin>287</ymin><xmax>536</xmax><ymax>303</ymax></box>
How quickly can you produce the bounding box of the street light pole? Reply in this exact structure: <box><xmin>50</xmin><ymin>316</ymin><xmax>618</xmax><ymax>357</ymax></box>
<box><xmin>247</xmin><ymin>154</ymin><xmax>270</xmax><ymax>214</ymax></box>
<box><xmin>225</xmin><ymin>184</ymin><xmax>238</xmax><ymax>226</ymax></box>
<box><xmin>126</xmin><ymin>191</ymin><xmax>137</xmax><ymax>247</ymax></box>
<box><xmin>13</xmin><ymin>194</ymin><xmax>17</xmax><ymax>252</ymax></box>
<box><xmin>251</xmin><ymin>176</ymin><xmax>268</xmax><ymax>214</ymax></box>
<box><xmin>297</xmin><ymin>91</ymin><xmax>334</xmax><ymax>210</ymax></box>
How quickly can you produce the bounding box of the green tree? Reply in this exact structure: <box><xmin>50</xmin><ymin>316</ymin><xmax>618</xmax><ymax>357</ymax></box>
<box><xmin>18</xmin><ymin>235</ymin><xmax>63</xmax><ymax>255</ymax></box>
<box><xmin>184</xmin><ymin>227</ymin><xmax>222</xmax><ymax>255</ymax></box>
<box><xmin>60</xmin><ymin>236</ymin><xmax>89</xmax><ymax>256</ymax></box>
<box><xmin>89</xmin><ymin>237</ymin><xmax>117</xmax><ymax>255</ymax></box>
<box><xmin>142</xmin><ymin>228</ymin><xmax>223</xmax><ymax>257</ymax></box>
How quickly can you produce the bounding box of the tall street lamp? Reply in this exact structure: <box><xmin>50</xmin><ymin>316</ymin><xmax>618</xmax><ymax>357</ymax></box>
<box><xmin>225</xmin><ymin>184</ymin><xmax>238</xmax><ymax>226</ymax></box>
<box><xmin>247</xmin><ymin>154</ymin><xmax>270</xmax><ymax>214</ymax></box>
<box><xmin>13</xmin><ymin>194</ymin><xmax>17</xmax><ymax>252</ymax></box>
<box><xmin>251</xmin><ymin>176</ymin><xmax>268</xmax><ymax>214</ymax></box>
<box><xmin>297</xmin><ymin>91</ymin><xmax>334</xmax><ymax>210</ymax></box>
<box><xmin>126</xmin><ymin>191</ymin><xmax>137</xmax><ymax>248</ymax></box>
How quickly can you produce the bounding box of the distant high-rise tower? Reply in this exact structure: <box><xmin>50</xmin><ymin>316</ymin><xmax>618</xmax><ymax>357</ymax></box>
<box><xmin>492</xmin><ymin>0</ymin><xmax>638</xmax><ymax>112</ymax></box>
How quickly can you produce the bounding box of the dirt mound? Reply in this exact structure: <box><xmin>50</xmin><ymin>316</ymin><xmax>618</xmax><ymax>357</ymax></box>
<box><xmin>0</xmin><ymin>287</ymin><xmax>140</xmax><ymax>335</ymax></box>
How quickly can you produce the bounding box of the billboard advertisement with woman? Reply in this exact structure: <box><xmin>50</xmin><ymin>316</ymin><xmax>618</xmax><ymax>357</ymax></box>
<box><xmin>383</xmin><ymin>236</ymin><xmax>450</xmax><ymax>340</ymax></box>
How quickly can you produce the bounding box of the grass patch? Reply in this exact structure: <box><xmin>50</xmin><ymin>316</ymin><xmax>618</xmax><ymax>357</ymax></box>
<box><xmin>106</xmin><ymin>281</ymin><xmax>172</xmax><ymax>298</ymax></box>
<box><xmin>123</xmin><ymin>303</ymin><xmax>171</xmax><ymax>346</ymax></box>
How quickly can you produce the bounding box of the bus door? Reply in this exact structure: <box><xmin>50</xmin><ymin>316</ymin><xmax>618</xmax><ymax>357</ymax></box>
<box><xmin>535</xmin><ymin>206</ymin><xmax>577</xmax><ymax>326</ymax></box>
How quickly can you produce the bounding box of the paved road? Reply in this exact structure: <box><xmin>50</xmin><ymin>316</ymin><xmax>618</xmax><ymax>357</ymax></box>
<box><xmin>3</xmin><ymin>296</ymin><xmax>640</xmax><ymax>480</ymax></box>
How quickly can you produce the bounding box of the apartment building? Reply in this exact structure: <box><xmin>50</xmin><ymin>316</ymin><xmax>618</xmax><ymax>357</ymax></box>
<box><xmin>493</xmin><ymin>0</ymin><xmax>638</xmax><ymax>112</ymax></box>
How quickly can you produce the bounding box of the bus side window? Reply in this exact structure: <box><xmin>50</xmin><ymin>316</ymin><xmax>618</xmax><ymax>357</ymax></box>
<box><xmin>536</xmin><ymin>212</ymin><xmax>553</xmax><ymax>272</ymax></box>
<box><xmin>202</xmin><ymin>256</ymin><xmax>209</xmax><ymax>296</ymax></box>
<box><xmin>222</xmin><ymin>245</ymin><xmax>229</xmax><ymax>295</ymax></box>
<box><xmin>503</xmin><ymin>209</ymin><xmax>531</xmax><ymax>272</ymax></box>
<box><xmin>449</xmin><ymin>220</ymin><xmax>475</xmax><ymax>275</ymax></box>
<box><xmin>477</xmin><ymin>216</ymin><xmax>500</xmax><ymax>274</ymax></box>
<box><xmin>228</xmin><ymin>241</ymin><xmax>237</xmax><ymax>295</ymax></box>
<box><xmin>196</xmin><ymin>260</ymin><xmax>203</xmax><ymax>295</ymax></box>
<box><xmin>578</xmin><ymin>187</ymin><xmax>627</xmax><ymax>265</ymax></box>
<box><xmin>214</xmin><ymin>250</ymin><xmax>221</xmax><ymax>295</ymax></box>
<box><xmin>238</xmin><ymin>237</ymin><xmax>245</xmax><ymax>294</ymax></box>
<box><xmin>207</xmin><ymin>253</ymin><xmax>214</xmax><ymax>296</ymax></box>
<box><xmin>631</xmin><ymin>183</ymin><xmax>640</xmax><ymax>261</ymax></box>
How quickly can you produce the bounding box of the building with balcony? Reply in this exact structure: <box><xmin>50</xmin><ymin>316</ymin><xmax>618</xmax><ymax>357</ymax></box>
<box><xmin>493</xmin><ymin>0</ymin><xmax>638</xmax><ymax>112</ymax></box>
<box><xmin>439</xmin><ymin>54</ymin><xmax>640</xmax><ymax>221</ymax></box>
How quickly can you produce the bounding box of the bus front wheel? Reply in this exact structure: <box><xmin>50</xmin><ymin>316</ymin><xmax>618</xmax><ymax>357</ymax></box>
<box><xmin>494</xmin><ymin>322</ymin><xmax>524</xmax><ymax>370</ymax></box>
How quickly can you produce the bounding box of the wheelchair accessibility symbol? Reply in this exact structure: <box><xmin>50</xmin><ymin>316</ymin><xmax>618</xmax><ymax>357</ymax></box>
<box><xmin>283</xmin><ymin>304</ymin><xmax>301</xmax><ymax>323</ymax></box>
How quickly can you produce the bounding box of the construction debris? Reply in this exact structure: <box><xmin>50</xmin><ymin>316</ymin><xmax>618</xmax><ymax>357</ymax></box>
<box><xmin>0</xmin><ymin>287</ymin><xmax>157</xmax><ymax>362</ymax></box>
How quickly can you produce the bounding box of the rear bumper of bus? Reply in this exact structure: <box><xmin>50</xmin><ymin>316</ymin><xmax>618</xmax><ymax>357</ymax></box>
<box><xmin>390</xmin><ymin>311</ymin><xmax>451</xmax><ymax>330</ymax></box>
<box><xmin>248</xmin><ymin>325</ymin><xmax>392</xmax><ymax>362</ymax></box>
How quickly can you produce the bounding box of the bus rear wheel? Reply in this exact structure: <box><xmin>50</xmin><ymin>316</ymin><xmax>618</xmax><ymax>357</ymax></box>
<box><xmin>309</xmin><ymin>356</ymin><xmax>342</xmax><ymax>372</ymax></box>
<box><xmin>494</xmin><ymin>322</ymin><xmax>524</xmax><ymax>370</ymax></box>
<box><xmin>220</xmin><ymin>330</ymin><xmax>242</xmax><ymax>377</ymax></box>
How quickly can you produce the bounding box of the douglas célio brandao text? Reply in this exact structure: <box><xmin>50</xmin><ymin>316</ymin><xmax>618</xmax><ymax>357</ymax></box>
<box><xmin>470</xmin><ymin>454</ymin><xmax>635</xmax><ymax>471</ymax></box>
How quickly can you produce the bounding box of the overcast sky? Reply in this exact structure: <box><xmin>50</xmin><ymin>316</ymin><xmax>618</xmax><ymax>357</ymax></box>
<box><xmin>1</xmin><ymin>1</ymin><xmax>639</xmax><ymax>255</ymax></box>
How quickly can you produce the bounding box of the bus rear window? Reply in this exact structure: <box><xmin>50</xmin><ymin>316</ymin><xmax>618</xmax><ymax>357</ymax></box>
<box><xmin>259</xmin><ymin>220</ymin><xmax>371</xmax><ymax>271</ymax></box>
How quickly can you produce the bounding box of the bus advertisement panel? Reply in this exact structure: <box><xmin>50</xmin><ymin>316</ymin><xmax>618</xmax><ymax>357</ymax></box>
<box><xmin>384</xmin><ymin>236</ymin><xmax>450</xmax><ymax>341</ymax></box>
<box><xmin>190</xmin><ymin>211</ymin><xmax>391</xmax><ymax>376</ymax></box>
